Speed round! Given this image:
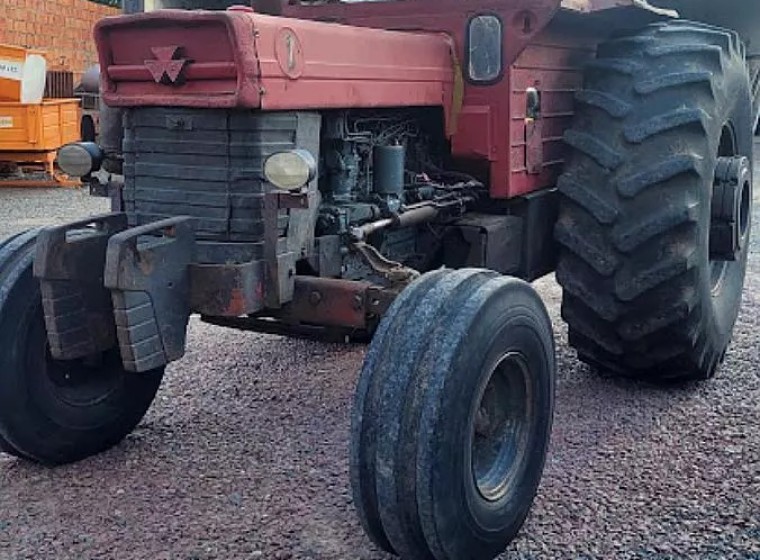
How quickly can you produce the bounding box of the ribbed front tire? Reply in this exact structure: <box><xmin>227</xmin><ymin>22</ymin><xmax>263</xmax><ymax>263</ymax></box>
<box><xmin>0</xmin><ymin>229</ymin><xmax>164</xmax><ymax>465</ymax></box>
<box><xmin>351</xmin><ymin>270</ymin><xmax>555</xmax><ymax>559</ymax></box>
<box><xmin>556</xmin><ymin>21</ymin><xmax>753</xmax><ymax>381</ymax></box>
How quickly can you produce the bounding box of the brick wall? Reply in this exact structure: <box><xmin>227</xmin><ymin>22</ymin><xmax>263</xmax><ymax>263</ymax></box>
<box><xmin>0</xmin><ymin>0</ymin><xmax>118</xmax><ymax>79</ymax></box>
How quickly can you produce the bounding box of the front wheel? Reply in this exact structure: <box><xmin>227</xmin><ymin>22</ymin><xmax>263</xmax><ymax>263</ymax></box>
<box><xmin>0</xmin><ymin>229</ymin><xmax>164</xmax><ymax>465</ymax></box>
<box><xmin>350</xmin><ymin>269</ymin><xmax>556</xmax><ymax>560</ymax></box>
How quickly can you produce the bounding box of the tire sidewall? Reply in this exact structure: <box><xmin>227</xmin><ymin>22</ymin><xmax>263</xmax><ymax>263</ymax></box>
<box><xmin>0</xmin><ymin>250</ymin><xmax>163</xmax><ymax>464</ymax></box>
<box><xmin>424</xmin><ymin>281</ymin><xmax>555</xmax><ymax>558</ymax></box>
<box><xmin>700</xmin><ymin>52</ymin><xmax>753</xmax><ymax>363</ymax></box>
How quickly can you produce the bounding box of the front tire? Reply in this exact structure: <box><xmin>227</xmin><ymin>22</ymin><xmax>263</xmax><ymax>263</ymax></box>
<box><xmin>350</xmin><ymin>269</ymin><xmax>555</xmax><ymax>559</ymax></box>
<box><xmin>0</xmin><ymin>229</ymin><xmax>164</xmax><ymax>465</ymax></box>
<box><xmin>556</xmin><ymin>21</ymin><xmax>753</xmax><ymax>380</ymax></box>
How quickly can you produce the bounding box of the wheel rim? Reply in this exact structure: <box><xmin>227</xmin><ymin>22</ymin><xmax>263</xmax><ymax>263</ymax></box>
<box><xmin>739</xmin><ymin>176</ymin><xmax>751</xmax><ymax>240</ymax></box>
<box><xmin>27</xmin><ymin>315</ymin><xmax>122</xmax><ymax>408</ymax></box>
<box><xmin>470</xmin><ymin>352</ymin><xmax>532</xmax><ymax>503</ymax></box>
<box><xmin>710</xmin><ymin>124</ymin><xmax>734</xmax><ymax>292</ymax></box>
<box><xmin>709</xmin><ymin>122</ymin><xmax>748</xmax><ymax>295</ymax></box>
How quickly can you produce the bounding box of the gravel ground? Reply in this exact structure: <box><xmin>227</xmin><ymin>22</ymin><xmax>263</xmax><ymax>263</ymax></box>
<box><xmin>0</xmin><ymin>150</ymin><xmax>759</xmax><ymax>560</ymax></box>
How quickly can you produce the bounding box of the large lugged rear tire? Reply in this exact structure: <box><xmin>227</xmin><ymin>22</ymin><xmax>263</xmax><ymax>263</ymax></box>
<box><xmin>350</xmin><ymin>269</ymin><xmax>555</xmax><ymax>560</ymax></box>
<box><xmin>556</xmin><ymin>21</ymin><xmax>753</xmax><ymax>381</ymax></box>
<box><xmin>0</xmin><ymin>230</ymin><xmax>164</xmax><ymax>465</ymax></box>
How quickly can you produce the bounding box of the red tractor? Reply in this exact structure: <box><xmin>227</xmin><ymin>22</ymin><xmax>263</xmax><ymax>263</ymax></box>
<box><xmin>1</xmin><ymin>0</ymin><xmax>756</xmax><ymax>557</ymax></box>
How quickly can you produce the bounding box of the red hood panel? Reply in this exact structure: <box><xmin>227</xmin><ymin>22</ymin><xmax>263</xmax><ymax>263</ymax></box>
<box><xmin>95</xmin><ymin>9</ymin><xmax>454</xmax><ymax>114</ymax></box>
<box><xmin>96</xmin><ymin>10</ymin><xmax>258</xmax><ymax>108</ymax></box>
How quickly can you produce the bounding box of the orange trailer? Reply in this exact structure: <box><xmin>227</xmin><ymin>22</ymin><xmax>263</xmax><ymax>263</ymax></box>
<box><xmin>0</xmin><ymin>99</ymin><xmax>81</xmax><ymax>187</ymax></box>
<box><xmin>0</xmin><ymin>44</ymin><xmax>80</xmax><ymax>186</ymax></box>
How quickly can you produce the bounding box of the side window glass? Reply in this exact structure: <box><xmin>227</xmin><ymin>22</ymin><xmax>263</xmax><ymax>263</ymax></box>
<box><xmin>468</xmin><ymin>15</ymin><xmax>503</xmax><ymax>83</ymax></box>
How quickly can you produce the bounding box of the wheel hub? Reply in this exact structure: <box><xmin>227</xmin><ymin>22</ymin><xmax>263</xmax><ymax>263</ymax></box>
<box><xmin>710</xmin><ymin>156</ymin><xmax>752</xmax><ymax>262</ymax></box>
<box><xmin>471</xmin><ymin>352</ymin><xmax>530</xmax><ymax>503</ymax></box>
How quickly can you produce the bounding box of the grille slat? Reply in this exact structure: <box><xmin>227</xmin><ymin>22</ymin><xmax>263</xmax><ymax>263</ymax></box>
<box><xmin>44</xmin><ymin>71</ymin><xmax>75</xmax><ymax>99</ymax></box>
<box><xmin>124</xmin><ymin>108</ymin><xmax>319</xmax><ymax>244</ymax></box>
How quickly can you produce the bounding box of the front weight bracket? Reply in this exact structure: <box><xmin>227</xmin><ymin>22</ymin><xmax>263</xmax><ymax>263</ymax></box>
<box><xmin>34</xmin><ymin>212</ymin><xmax>128</xmax><ymax>361</ymax></box>
<box><xmin>104</xmin><ymin>217</ymin><xmax>195</xmax><ymax>373</ymax></box>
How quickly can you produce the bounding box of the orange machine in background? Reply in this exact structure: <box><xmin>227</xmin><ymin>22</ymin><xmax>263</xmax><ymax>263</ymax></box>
<box><xmin>0</xmin><ymin>44</ymin><xmax>81</xmax><ymax>187</ymax></box>
<box><xmin>0</xmin><ymin>44</ymin><xmax>41</xmax><ymax>103</ymax></box>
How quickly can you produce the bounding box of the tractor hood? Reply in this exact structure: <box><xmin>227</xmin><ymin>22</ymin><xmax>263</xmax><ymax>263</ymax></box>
<box><xmin>95</xmin><ymin>8</ymin><xmax>455</xmax><ymax>112</ymax></box>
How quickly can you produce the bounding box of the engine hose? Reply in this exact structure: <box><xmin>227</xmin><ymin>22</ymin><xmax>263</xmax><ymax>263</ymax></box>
<box><xmin>349</xmin><ymin>195</ymin><xmax>480</xmax><ymax>241</ymax></box>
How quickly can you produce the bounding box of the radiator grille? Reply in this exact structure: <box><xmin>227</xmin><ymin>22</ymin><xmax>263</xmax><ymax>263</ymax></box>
<box><xmin>44</xmin><ymin>71</ymin><xmax>75</xmax><ymax>99</ymax></box>
<box><xmin>122</xmin><ymin>108</ymin><xmax>320</xmax><ymax>245</ymax></box>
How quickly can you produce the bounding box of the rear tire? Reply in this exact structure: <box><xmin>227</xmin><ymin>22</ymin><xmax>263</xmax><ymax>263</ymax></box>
<box><xmin>556</xmin><ymin>21</ymin><xmax>753</xmax><ymax>380</ymax></box>
<box><xmin>0</xmin><ymin>230</ymin><xmax>164</xmax><ymax>465</ymax></box>
<box><xmin>0</xmin><ymin>231</ymin><xmax>35</xmax><ymax>460</ymax></box>
<box><xmin>350</xmin><ymin>269</ymin><xmax>555</xmax><ymax>559</ymax></box>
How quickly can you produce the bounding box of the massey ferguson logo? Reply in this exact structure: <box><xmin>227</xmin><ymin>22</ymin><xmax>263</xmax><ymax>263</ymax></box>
<box><xmin>145</xmin><ymin>46</ymin><xmax>190</xmax><ymax>85</ymax></box>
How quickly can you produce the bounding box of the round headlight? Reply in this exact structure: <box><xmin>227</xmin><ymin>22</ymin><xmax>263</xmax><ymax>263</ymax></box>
<box><xmin>264</xmin><ymin>149</ymin><xmax>317</xmax><ymax>191</ymax></box>
<box><xmin>57</xmin><ymin>142</ymin><xmax>103</xmax><ymax>178</ymax></box>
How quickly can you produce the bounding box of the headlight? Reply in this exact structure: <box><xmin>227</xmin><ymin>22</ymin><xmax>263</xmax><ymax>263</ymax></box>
<box><xmin>263</xmin><ymin>149</ymin><xmax>317</xmax><ymax>191</ymax></box>
<box><xmin>57</xmin><ymin>142</ymin><xmax>104</xmax><ymax>177</ymax></box>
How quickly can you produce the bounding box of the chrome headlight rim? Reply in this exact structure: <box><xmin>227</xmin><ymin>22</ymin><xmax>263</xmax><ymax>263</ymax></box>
<box><xmin>263</xmin><ymin>149</ymin><xmax>317</xmax><ymax>191</ymax></box>
<box><xmin>56</xmin><ymin>142</ymin><xmax>104</xmax><ymax>178</ymax></box>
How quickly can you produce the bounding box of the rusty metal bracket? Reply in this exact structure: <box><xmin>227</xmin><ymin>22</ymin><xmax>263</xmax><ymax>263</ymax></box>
<box><xmin>189</xmin><ymin>260</ymin><xmax>265</xmax><ymax>317</ymax></box>
<box><xmin>289</xmin><ymin>276</ymin><xmax>371</xmax><ymax>329</ymax></box>
<box><xmin>203</xmin><ymin>275</ymin><xmax>404</xmax><ymax>337</ymax></box>
<box><xmin>263</xmin><ymin>191</ymin><xmax>305</xmax><ymax>308</ymax></box>
<box><xmin>350</xmin><ymin>241</ymin><xmax>420</xmax><ymax>284</ymax></box>
<box><xmin>104</xmin><ymin>217</ymin><xmax>195</xmax><ymax>373</ymax></box>
<box><xmin>276</xmin><ymin>191</ymin><xmax>310</xmax><ymax>209</ymax></box>
<box><xmin>34</xmin><ymin>212</ymin><xmax>128</xmax><ymax>360</ymax></box>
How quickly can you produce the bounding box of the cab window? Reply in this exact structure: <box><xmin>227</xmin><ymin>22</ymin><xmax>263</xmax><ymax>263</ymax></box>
<box><xmin>468</xmin><ymin>15</ymin><xmax>503</xmax><ymax>83</ymax></box>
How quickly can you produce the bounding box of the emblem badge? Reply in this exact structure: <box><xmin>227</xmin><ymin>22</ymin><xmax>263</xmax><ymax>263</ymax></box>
<box><xmin>145</xmin><ymin>46</ymin><xmax>190</xmax><ymax>85</ymax></box>
<box><xmin>275</xmin><ymin>28</ymin><xmax>304</xmax><ymax>80</ymax></box>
